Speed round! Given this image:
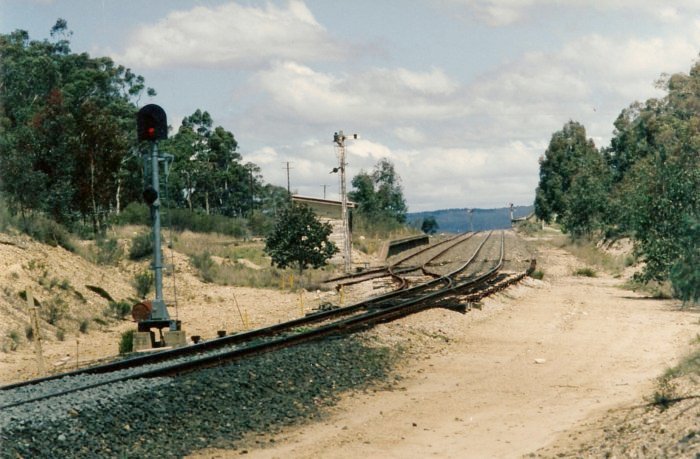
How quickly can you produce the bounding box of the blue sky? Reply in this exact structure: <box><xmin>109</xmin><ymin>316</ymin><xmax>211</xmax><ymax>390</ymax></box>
<box><xmin>2</xmin><ymin>1</ymin><xmax>700</xmax><ymax>211</ymax></box>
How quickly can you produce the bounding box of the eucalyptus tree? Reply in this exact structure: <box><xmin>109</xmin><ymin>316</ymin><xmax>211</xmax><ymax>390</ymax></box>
<box><xmin>0</xmin><ymin>20</ymin><xmax>154</xmax><ymax>233</ymax></box>
<box><xmin>349</xmin><ymin>158</ymin><xmax>407</xmax><ymax>225</ymax></box>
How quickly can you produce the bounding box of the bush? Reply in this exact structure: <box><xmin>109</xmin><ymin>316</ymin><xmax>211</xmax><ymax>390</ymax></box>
<box><xmin>25</xmin><ymin>324</ymin><xmax>34</xmax><ymax>341</ymax></box>
<box><xmin>94</xmin><ymin>236</ymin><xmax>123</xmax><ymax>265</ymax></box>
<box><xmin>190</xmin><ymin>252</ymin><xmax>217</xmax><ymax>283</ymax></box>
<box><xmin>129</xmin><ymin>231</ymin><xmax>154</xmax><ymax>260</ymax></box>
<box><xmin>573</xmin><ymin>267</ymin><xmax>597</xmax><ymax>277</ymax></box>
<box><xmin>16</xmin><ymin>213</ymin><xmax>75</xmax><ymax>252</ymax></box>
<box><xmin>119</xmin><ymin>330</ymin><xmax>135</xmax><ymax>355</ymax></box>
<box><xmin>56</xmin><ymin>328</ymin><xmax>66</xmax><ymax>341</ymax></box>
<box><xmin>112</xmin><ymin>202</ymin><xmax>150</xmax><ymax>226</ymax></box>
<box><xmin>248</xmin><ymin>210</ymin><xmax>274</xmax><ymax>237</ymax></box>
<box><xmin>5</xmin><ymin>329</ymin><xmax>21</xmax><ymax>351</ymax></box>
<box><xmin>44</xmin><ymin>298</ymin><xmax>68</xmax><ymax>325</ymax></box>
<box><xmin>132</xmin><ymin>271</ymin><xmax>153</xmax><ymax>299</ymax></box>
<box><xmin>529</xmin><ymin>269</ymin><xmax>545</xmax><ymax>280</ymax></box>
<box><xmin>108</xmin><ymin>300</ymin><xmax>132</xmax><ymax>320</ymax></box>
<box><xmin>79</xmin><ymin>319</ymin><xmax>90</xmax><ymax>334</ymax></box>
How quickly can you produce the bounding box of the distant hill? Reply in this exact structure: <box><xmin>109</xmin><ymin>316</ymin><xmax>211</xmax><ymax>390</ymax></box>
<box><xmin>407</xmin><ymin>205</ymin><xmax>534</xmax><ymax>233</ymax></box>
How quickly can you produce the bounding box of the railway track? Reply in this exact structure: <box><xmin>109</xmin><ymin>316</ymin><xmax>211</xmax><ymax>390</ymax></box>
<box><xmin>0</xmin><ymin>231</ymin><xmax>533</xmax><ymax>414</ymax></box>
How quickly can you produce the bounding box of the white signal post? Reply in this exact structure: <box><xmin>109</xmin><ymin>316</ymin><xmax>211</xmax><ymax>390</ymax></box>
<box><xmin>333</xmin><ymin>130</ymin><xmax>357</xmax><ymax>273</ymax></box>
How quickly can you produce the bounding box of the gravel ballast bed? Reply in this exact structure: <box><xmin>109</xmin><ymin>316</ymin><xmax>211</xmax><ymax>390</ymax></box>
<box><xmin>1</xmin><ymin>336</ymin><xmax>400</xmax><ymax>458</ymax></box>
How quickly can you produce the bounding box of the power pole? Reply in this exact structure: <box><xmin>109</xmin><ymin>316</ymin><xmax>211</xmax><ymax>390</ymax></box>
<box><xmin>333</xmin><ymin>130</ymin><xmax>357</xmax><ymax>273</ymax></box>
<box><xmin>283</xmin><ymin>161</ymin><xmax>294</xmax><ymax>197</ymax></box>
<box><xmin>321</xmin><ymin>184</ymin><xmax>328</xmax><ymax>199</ymax></box>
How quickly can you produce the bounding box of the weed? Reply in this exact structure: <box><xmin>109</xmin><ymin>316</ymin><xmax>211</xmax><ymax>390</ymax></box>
<box><xmin>132</xmin><ymin>271</ymin><xmax>153</xmax><ymax>299</ymax></box>
<box><xmin>651</xmin><ymin>378</ymin><xmax>678</xmax><ymax>410</ymax></box>
<box><xmin>108</xmin><ymin>301</ymin><xmax>132</xmax><ymax>320</ymax></box>
<box><xmin>94</xmin><ymin>236</ymin><xmax>123</xmax><ymax>265</ymax></box>
<box><xmin>129</xmin><ymin>231</ymin><xmax>154</xmax><ymax>260</ymax></box>
<box><xmin>56</xmin><ymin>328</ymin><xmax>66</xmax><ymax>341</ymax></box>
<box><xmin>44</xmin><ymin>298</ymin><xmax>68</xmax><ymax>325</ymax></box>
<box><xmin>15</xmin><ymin>213</ymin><xmax>75</xmax><ymax>252</ymax></box>
<box><xmin>573</xmin><ymin>267</ymin><xmax>597</xmax><ymax>277</ymax></box>
<box><xmin>79</xmin><ymin>319</ymin><xmax>90</xmax><ymax>334</ymax></box>
<box><xmin>24</xmin><ymin>324</ymin><xmax>34</xmax><ymax>341</ymax></box>
<box><xmin>58</xmin><ymin>278</ymin><xmax>71</xmax><ymax>291</ymax></box>
<box><xmin>93</xmin><ymin>317</ymin><xmax>108</xmax><ymax>326</ymax></box>
<box><xmin>190</xmin><ymin>252</ymin><xmax>217</xmax><ymax>283</ymax></box>
<box><xmin>7</xmin><ymin>329</ymin><xmax>21</xmax><ymax>350</ymax></box>
<box><xmin>119</xmin><ymin>330</ymin><xmax>135</xmax><ymax>355</ymax></box>
<box><xmin>529</xmin><ymin>269</ymin><xmax>545</xmax><ymax>280</ymax></box>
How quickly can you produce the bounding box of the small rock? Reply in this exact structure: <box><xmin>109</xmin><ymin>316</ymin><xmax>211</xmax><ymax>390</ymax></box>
<box><xmin>57</xmin><ymin>434</ymin><xmax>66</xmax><ymax>442</ymax></box>
<box><xmin>534</xmin><ymin>358</ymin><xmax>547</xmax><ymax>364</ymax></box>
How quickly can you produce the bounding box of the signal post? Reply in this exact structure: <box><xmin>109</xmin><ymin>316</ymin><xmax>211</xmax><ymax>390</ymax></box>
<box><xmin>132</xmin><ymin>104</ymin><xmax>186</xmax><ymax>350</ymax></box>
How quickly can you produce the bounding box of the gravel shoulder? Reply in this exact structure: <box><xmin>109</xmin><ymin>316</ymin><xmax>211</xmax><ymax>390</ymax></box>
<box><xmin>193</xmin><ymin>241</ymin><xmax>699</xmax><ymax>458</ymax></box>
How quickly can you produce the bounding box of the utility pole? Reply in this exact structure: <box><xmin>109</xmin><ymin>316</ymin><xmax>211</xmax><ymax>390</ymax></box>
<box><xmin>283</xmin><ymin>161</ymin><xmax>294</xmax><ymax>197</ymax></box>
<box><xmin>332</xmin><ymin>130</ymin><xmax>357</xmax><ymax>273</ymax></box>
<box><xmin>467</xmin><ymin>208</ymin><xmax>474</xmax><ymax>233</ymax></box>
<box><xmin>321</xmin><ymin>184</ymin><xmax>328</xmax><ymax>200</ymax></box>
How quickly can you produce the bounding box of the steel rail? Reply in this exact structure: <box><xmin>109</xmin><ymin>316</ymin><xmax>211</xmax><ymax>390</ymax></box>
<box><xmin>325</xmin><ymin>232</ymin><xmax>475</xmax><ymax>287</ymax></box>
<box><xmin>0</xmin><ymin>232</ymin><xmax>501</xmax><ymax>400</ymax></box>
<box><xmin>0</xmin><ymin>233</ymin><xmax>512</xmax><ymax>411</ymax></box>
<box><xmin>1</xmin><ymin>232</ymin><xmax>486</xmax><ymax>391</ymax></box>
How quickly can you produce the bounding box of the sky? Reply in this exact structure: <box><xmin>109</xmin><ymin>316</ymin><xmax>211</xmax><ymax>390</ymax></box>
<box><xmin>2</xmin><ymin>1</ymin><xmax>700</xmax><ymax>212</ymax></box>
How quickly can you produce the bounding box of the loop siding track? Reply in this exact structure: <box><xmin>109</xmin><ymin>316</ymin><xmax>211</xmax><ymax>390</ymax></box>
<box><xmin>0</xmin><ymin>231</ymin><xmax>535</xmax><ymax>411</ymax></box>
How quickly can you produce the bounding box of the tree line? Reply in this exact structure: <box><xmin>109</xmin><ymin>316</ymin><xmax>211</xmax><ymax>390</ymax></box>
<box><xmin>535</xmin><ymin>61</ymin><xmax>700</xmax><ymax>302</ymax></box>
<box><xmin>0</xmin><ymin>21</ymin><xmax>408</xmax><ymax>240</ymax></box>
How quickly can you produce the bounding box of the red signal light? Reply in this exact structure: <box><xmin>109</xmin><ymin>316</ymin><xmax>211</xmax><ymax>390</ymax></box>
<box><xmin>137</xmin><ymin>104</ymin><xmax>167</xmax><ymax>142</ymax></box>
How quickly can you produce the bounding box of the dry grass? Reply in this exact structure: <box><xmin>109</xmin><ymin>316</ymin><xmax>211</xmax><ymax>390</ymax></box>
<box><xmin>175</xmin><ymin>231</ymin><xmax>335</xmax><ymax>291</ymax></box>
<box><xmin>554</xmin><ymin>235</ymin><xmax>632</xmax><ymax>276</ymax></box>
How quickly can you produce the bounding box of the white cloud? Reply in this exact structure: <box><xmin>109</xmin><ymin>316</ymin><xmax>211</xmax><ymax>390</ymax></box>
<box><xmin>253</xmin><ymin>61</ymin><xmax>467</xmax><ymax>124</ymax></box>
<box><xmin>115</xmin><ymin>1</ymin><xmax>344</xmax><ymax>68</ymax></box>
<box><xmin>245</xmin><ymin>146</ymin><xmax>279</xmax><ymax>166</ymax></box>
<box><xmin>245</xmin><ymin>26</ymin><xmax>700</xmax><ymax>209</ymax></box>
<box><xmin>440</xmin><ymin>0</ymin><xmax>700</xmax><ymax>26</ymax></box>
<box><xmin>462</xmin><ymin>32</ymin><xmax>700</xmax><ymax>144</ymax></box>
<box><xmin>394</xmin><ymin>126</ymin><xmax>427</xmax><ymax>144</ymax></box>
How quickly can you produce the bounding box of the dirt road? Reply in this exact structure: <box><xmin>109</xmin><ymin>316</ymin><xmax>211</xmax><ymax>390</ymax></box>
<box><xmin>215</xmin><ymin>244</ymin><xmax>698</xmax><ymax>459</ymax></box>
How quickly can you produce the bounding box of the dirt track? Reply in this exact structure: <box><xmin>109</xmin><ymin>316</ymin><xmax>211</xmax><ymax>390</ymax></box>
<box><xmin>194</xmin><ymin>242</ymin><xmax>698</xmax><ymax>458</ymax></box>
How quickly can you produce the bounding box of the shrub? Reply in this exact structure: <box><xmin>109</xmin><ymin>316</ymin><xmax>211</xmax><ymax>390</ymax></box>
<box><xmin>79</xmin><ymin>319</ymin><xmax>90</xmax><ymax>334</ymax></box>
<box><xmin>25</xmin><ymin>324</ymin><xmax>34</xmax><ymax>341</ymax></box>
<box><xmin>129</xmin><ymin>231</ymin><xmax>154</xmax><ymax>260</ymax></box>
<box><xmin>191</xmin><ymin>252</ymin><xmax>217</xmax><ymax>283</ymax></box>
<box><xmin>112</xmin><ymin>202</ymin><xmax>150</xmax><ymax>226</ymax></box>
<box><xmin>108</xmin><ymin>300</ymin><xmax>132</xmax><ymax>320</ymax></box>
<box><xmin>44</xmin><ymin>298</ymin><xmax>68</xmax><ymax>325</ymax></box>
<box><xmin>132</xmin><ymin>271</ymin><xmax>154</xmax><ymax>299</ymax></box>
<box><xmin>119</xmin><ymin>330</ymin><xmax>135</xmax><ymax>355</ymax></box>
<box><xmin>56</xmin><ymin>328</ymin><xmax>66</xmax><ymax>341</ymax></box>
<box><xmin>16</xmin><ymin>213</ymin><xmax>75</xmax><ymax>252</ymax></box>
<box><xmin>94</xmin><ymin>236</ymin><xmax>123</xmax><ymax>265</ymax></box>
<box><xmin>6</xmin><ymin>329</ymin><xmax>21</xmax><ymax>351</ymax></box>
<box><xmin>529</xmin><ymin>269</ymin><xmax>545</xmax><ymax>280</ymax></box>
<box><xmin>573</xmin><ymin>267</ymin><xmax>597</xmax><ymax>277</ymax></box>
